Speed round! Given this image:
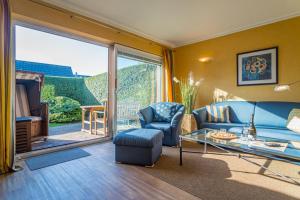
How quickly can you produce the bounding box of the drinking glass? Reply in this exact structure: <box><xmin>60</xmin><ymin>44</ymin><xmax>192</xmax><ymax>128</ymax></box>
<box><xmin>241</xmin><ymin>127</ymin><xmax>249</xmax><ymax>141</ymax></box>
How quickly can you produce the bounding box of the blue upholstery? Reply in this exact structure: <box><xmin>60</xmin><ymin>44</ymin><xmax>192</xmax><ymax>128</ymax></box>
<box><xmin>254</xmin><ymin>102</ymin><xmax>300</xmax><ymax>129</ymax></box>
<box><xmin>138</xmin><ymin>107</ymin><xmax>153</xmax><ymax>125</ymax></box>
<box><xmin>256</xmin><ymin>128</ymin><xmax>300</xmax><ymax>142</ymax></box>
<box><xmin>206</xmin><ymin>105</ymin><xmax>230</xmax><ymax>123</ymax></box>
<box><xmin>192</xmin><ymin>107</ymin><xmax>207</xmax><ymax>125</ymax></box>
<box><xmin>215</xmin><ymin>101</ymin><xmax>255</xmax><ymax>123</ymax></box>
<box><xmin>193</xmin><ymin>101</ymin><xmax>256</xmax><ymax>126</ymax></box>
<box><xmin>150</xmin><ymin>102</ymin><xmax>181</xmax><ymax>122</ymax></box>
<box><xmin>113</xmin><ymin>128</ymin><xmax>163</xmax><ymax>148</ymax></box>
<box><xmin>138</xmin><ymin>102</ymin><xmax>185</xmax><ymax>146</ymax></box>
<box><xmin>16</xmin><ymin>117</ymin><xmax>32</xmax><ymax>122</ymax></box>
<box><xmin>145</xmin><ymin>123</ymin><xmax>171</xmax><ymax>135</ymax></box>
<box><xmin>113</xmin><ymin>128</ymin><xmax>163</xmax><ymax>166</ymax></box>
<box><xmin>193</xmin><ymin>101</ymin><xmax>300</xmax><ymax>141</ymax></box>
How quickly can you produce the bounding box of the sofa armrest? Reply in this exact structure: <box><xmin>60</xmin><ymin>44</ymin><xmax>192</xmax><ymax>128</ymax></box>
<box><xmin>138</xmin><ymin>106</ymin><xmax>153</xmax><ymax>127</ymax></box>
<box><xmin>192</xmin><ymin>107</ymin><xmax>207</xmax><ymax>129</ymax></box>
<box><xmin>171</xmin><ymin>106</ymin><xmax>185</xmax><ymax>128</ymax></box>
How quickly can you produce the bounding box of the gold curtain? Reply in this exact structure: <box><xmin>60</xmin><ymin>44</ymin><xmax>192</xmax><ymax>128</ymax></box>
<box><xmin>162</xmin><ymin>49</ymin><xmax>174</xmax><ymax>102</ymax></box>
<box><xmin>0</xmin><ymin>0</ymin><xmax>14</xmax><ymax>174</ymax></box>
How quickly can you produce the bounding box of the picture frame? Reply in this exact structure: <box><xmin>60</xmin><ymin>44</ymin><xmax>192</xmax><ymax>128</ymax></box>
<box><xmin>237</xmin><ymin>47</ymin><xmax>278</xmax><ymax>86</ymax></box>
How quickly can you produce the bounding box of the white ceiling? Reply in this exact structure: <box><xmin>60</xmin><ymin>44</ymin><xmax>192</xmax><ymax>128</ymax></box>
<box><xmin>42</xmin><ymin>0</ymin><xmax>300</xmax><ymax>48</ymax></box>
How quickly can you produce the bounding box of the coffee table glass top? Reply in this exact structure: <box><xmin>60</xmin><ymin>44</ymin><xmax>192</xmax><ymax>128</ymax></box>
<box><xmin>181</xmin><ymin>128</ymin><xmax>300</xmax><ymax>162</ymax></box>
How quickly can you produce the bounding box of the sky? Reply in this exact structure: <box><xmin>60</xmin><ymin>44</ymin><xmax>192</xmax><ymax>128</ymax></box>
<box><xmin>15</xmin><ymin>25</ymin><xmax>140</xmax><ymax>76</ymax></box>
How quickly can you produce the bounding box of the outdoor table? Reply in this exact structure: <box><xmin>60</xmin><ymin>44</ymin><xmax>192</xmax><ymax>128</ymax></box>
<box><xmin>80</xmin><ymin>105</ymin><xmax>105</xmax><ymax>134</ymax></box>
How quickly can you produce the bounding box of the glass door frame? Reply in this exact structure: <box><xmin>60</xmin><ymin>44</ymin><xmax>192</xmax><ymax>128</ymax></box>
<box><xmin>12</xmin><ymin>20</ymin><xmax>113</xmax><ymax>156</ymax></box>
<box><xmin>11</xmin><ymin>20</ymin><xmax>163</xmax><ymax>146</ymax></box>
<box><xmin>112</xmin><ymin>44</ymin><xmax>163</xmax><ymax>135</ymax></box>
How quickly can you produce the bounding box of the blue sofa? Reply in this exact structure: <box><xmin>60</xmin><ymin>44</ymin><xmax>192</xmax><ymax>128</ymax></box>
<box><xmin>138</xmin><ymin>102</ymin><xmax>185</xmax><ymax>146</ymax></box>
<box><xmin>193</xmin><ymin>101</ymin><xmax>300</xmax><ymax>142</ymax></box>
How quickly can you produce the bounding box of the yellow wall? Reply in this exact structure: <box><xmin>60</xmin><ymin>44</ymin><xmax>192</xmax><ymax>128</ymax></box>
<box><xmin>11</xmin><ymin>0</ymin><xmax>165</xmax><ymax>56</ymax></box>
<box><xmin>174</xmin><ymin>16</ymin><xmax>300</xmax><ymax>107</ymax></box>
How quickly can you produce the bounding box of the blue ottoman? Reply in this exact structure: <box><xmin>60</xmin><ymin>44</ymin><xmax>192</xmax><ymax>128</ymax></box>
<box><xmin>113</xmin><ymin>128</ymin><xmax>163</xmax><ymax>166</ymax></box>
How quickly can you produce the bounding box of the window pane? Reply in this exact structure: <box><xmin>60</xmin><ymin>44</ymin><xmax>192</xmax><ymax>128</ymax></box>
<box><xmin>116</xmin><ymin>56</ymin><xmax>161</xmax><ymax>131</ymax></box>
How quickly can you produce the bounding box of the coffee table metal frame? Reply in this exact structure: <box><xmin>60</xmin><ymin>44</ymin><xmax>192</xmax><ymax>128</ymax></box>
<box><xmin>179</xmin><ymin>129</ymin><xmax>300</xmax><ymax>185</ymax></box>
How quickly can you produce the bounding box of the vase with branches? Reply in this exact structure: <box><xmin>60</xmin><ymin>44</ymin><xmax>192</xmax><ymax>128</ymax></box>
<box><xmin>173</xmin><ymin>73</ymin><xmax>203</xmax><ymax>114</ymax></box>
<box><xmin>173</xmin><ymin>73</ymin><xmax>203</xmax><ymax>133</ymax></box>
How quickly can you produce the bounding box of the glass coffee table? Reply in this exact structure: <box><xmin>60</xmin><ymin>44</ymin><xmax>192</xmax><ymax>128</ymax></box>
<box><xmin>179</xmin><ymin>128</ymin><xmax>300</xmax><ymax>184</ymax></box>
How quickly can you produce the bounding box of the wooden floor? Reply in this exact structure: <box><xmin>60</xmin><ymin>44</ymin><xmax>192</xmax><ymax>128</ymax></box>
<box><xmin>0</xmin><ymin>142</ymin><xmax>199</xmax><ymax>200</ymax></box>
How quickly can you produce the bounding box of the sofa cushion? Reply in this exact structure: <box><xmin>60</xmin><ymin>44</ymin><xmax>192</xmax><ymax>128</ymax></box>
<box><xmin>139</xmin><ymin>106</ymin><xmax>154</xmax><ymax>124</ymax></box>
<box><xmin>113</xmin><ymin>128</ymin><xmax>163</xmax><ymax>148</ymax></box>
<box><xmin>254</xmin><ymin>102</ymin><xmax>300</xmax><ymax>129</ymax></box>
<box><xmin>200</xmin><ymin>122</ymin><xmax>244</xmax><ymax>134</ymax></box>
<box><xmin>16</xmin><ymin>117</ymin><xmax>32</xmax><ymax>122</ymax></box>
<box><xmin>193</xmin><ymin>107</ymin><xmax>207</xmax><ymax>125</ymax></box>
<box><xmin>210</xmin><ymin>101</ymin><xmax>256</xmax><ymax>124</ymax></box>
<box><xmin>150</xmin><ymin>102</ymin><xmax>178</xmax><ymax>123</ymax></box>
<box><xmin>287</xmin><ymin>109</ymin><xmax>300</xmax><ymax>134</ymax></box>
<box><xmin>206</xmin><ymin>105</ymin><xmax>230</xmax><ymax>123</ymax></box>
<box><xmin>256</xmin><ymin>128</ymin><xmax>300</xmax><ymax>142</ymax></box>
<box><xmin>145</xmin><ymin>122</ymin><xmax>171</xmax><ymax>136</ymax></box>
<box><xmin>16</xmin><ymin>116</ymin><xmax>42</xmax><ymax>122</ymax></box>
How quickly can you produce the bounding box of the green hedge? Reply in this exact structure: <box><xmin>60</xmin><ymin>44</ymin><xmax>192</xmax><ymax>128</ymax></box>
<box><xmin>48</xmin><ymin>96</ymin><xmax>81</xmax><ymax>123</ymax></box>
<box><xmin>116</xmin><ymin>64</ymin><xmax>157</xmax><ymax>106</ymax></box>
<box><xmin>84</xmin><ymin>74</ymin><xmax>108</xmax><ymax>105</ymax></box>
<box><xmin>42</xmin><ymin>76</ymin><xmax>87</xmax><ymax>104</ymax></box>
<box><xmin>41</xmin><ymin>85</ymin><xmax>55</xmax><ymax>102</ymax></box>
<box><xmin>41</xmin><ymin>63</ymin><xmax>159</xmax><ymax>107</ymax></box>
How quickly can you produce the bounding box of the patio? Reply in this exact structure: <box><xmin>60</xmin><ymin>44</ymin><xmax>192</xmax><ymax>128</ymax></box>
<box><xmin>31</xmin><ymin>122</ymin><xmax>105</xmax><ymax>151</ymax></box>
<box><xmin>30</xmin><ymin>102</ymin><xmax>142</xmax><ymax>151</ymax></box>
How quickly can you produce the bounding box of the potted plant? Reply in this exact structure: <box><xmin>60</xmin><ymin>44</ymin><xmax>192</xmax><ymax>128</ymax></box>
<box><xmin>173</xmin><ymin>73</ymin><xmax>203</xmax><ymax>133</ymax></box>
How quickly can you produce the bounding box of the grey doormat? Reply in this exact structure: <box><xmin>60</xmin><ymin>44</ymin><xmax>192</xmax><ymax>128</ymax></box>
<box><xmin>25</xmin><ymin>148</ymin><xmax>91</xmax><ymax>170</ymax></box>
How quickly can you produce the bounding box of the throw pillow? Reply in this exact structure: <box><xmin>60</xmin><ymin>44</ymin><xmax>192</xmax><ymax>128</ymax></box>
<box><xmin>151</xmin><ymin>102</ymin><xmax>178</xmax><ymax>123</ymax></box>
<box><xmin>287</xmin><ymin>109</ymin><xmax>300</xmax><ymax>134</ymax></box>
<box><xmin>206</xmin><ymin>105</ymin><xmax>230</xmax><ymax>123</ymax></box>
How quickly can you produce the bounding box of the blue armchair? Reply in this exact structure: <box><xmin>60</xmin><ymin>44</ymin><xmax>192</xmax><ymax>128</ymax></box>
<box><xmin>138</xmin><ymin>102</ymin><xmax>185</xmax><ymax>146</ymax></box>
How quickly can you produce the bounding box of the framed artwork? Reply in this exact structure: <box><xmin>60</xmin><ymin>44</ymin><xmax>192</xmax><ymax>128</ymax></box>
<box><xmin>237</xmin><ymin>47</ymin><xmax>278</xmax><ymax>86</ymax></box>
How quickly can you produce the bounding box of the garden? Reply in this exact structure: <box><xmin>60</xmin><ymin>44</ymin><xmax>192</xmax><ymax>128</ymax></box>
<box><xmin>41</xmin><ymin>63</ymin><xmax>158</xmax><ymax>127</ymax></box>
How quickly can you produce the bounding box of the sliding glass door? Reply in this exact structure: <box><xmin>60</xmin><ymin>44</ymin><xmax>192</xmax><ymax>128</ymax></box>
<box><xmin>116</xmin><ymin>50</ymin><xmax>162</xmax><ymax>132</ymax></box>
<box><xmin>14</xmin><ymin>24</ymin><xmax>110</xmax><ymax>153</ymax></box>
<box><xmin>13</xmin><ymin>23</ymin><xmax>164</xmax><ymax>152</ymax></box>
